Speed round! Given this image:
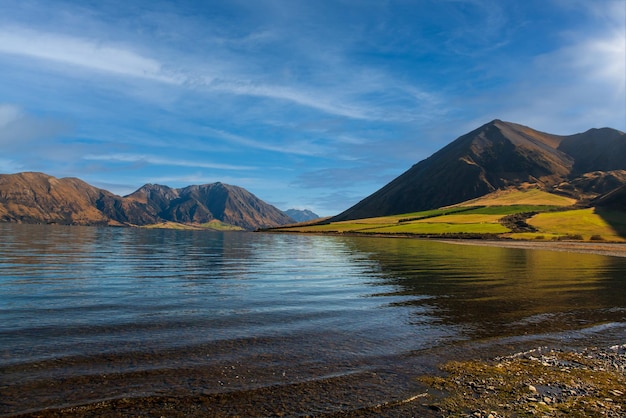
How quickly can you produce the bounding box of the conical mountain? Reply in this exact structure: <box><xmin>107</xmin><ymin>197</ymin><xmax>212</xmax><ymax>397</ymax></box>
<box><xmin>331</xmin><ymin>120</ymin><xmax>626</xmax><ymax>221</ymax></box>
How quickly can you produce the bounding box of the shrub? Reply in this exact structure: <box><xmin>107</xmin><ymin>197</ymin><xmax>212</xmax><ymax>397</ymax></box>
<box><xmin>556</xmin><ymin>234</ymin><xmax>583</xmax><ymax>241</ymax></box>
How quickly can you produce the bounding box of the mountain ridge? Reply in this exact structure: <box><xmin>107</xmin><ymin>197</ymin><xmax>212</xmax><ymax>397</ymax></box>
<box><xmin>330</xmin><ymin>120</ymin><xmax>626</xmax><ymax>222</ymax></box>
<box><xmin>0</xmin><ymin>172</ymin><xmax>293</xmax><ymax>230</ymax></box>
<box><xmin>2</xmin><ymin>120</ymin><xmax>624</xmax><ymax>229</ymax></box>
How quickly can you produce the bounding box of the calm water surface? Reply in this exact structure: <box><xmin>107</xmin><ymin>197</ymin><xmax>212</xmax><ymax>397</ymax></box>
<box><xmin>1</xmin><ymin>224</ymin><xmax>625</xmax><ymax>416</ymax></box>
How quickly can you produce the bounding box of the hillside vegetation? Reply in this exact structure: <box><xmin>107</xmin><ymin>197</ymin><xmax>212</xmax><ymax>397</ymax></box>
<box><xmin>270</xmin><ymin>188</ymin><xmax>626</xmax><ymax>242</ymax></box>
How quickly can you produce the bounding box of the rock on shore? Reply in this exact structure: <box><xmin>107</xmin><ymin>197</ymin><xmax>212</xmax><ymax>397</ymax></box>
<box><xmin>420</xmin><ymin>344</ymin><xmax>626</xmax><ymax>417</ymax></box>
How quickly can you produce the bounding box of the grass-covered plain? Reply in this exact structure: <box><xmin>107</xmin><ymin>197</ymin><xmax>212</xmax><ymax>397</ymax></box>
<box><xmin>271</xmin><ymin>189</ymin><xmax>626</xmax><ymax>242</ymax></box>
<box><xmin>514</xmin><ymin>208</ymin><xmax>626</xmax><ymax>242</ymax></box>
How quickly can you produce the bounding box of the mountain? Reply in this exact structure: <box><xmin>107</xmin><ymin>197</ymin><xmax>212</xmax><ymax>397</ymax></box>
<box><xmin>593</xmin><ymin>184</ymin><xmax>626</xmax><ymax>211</ymax></box>
<box><xmin>283</xmin><ymin>209</ymin><xmax>320</xmax><ymax>222</ymax></box>
<box><xmin>0</xmin><ymin>172</ymin><xmax>292</xmax><ymax>230</ymax></box>
<box><xmin>331</xmin><ymin>120</ymin><xmax>626</xmax><ymax>221</ymax></box>
<box><xmin>0</xmin><ymin>172</ymin><xmax>119</xmax><ymax>226</ymax></box>
<box><xmin>121</xmin><ymin>182</ymin><xmax>293</xmax><ymax>230</ymax></box>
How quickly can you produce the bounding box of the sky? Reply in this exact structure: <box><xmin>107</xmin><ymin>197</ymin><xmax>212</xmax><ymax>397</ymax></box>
<box><xmin>0</xmin><ymin>0</ymin><xmax>624</xmax><ymax>216</ymax></box>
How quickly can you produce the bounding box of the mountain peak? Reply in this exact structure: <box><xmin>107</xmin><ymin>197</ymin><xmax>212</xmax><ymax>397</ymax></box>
<box><xmin>331</xmin><ymin>120</ymin><xmax>626</xmax><ymax>221</ymax></box>
<box><xmin>0</xmin><ymin>174</ymin><xmax>292</xmax><ymax>229</ymax></box>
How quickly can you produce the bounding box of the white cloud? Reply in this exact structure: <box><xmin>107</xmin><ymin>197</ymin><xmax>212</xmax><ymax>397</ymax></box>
<box><xmin>0</xmin><ymin>14</ymin><xmax>444</xmax><ymax>124</ymax></box>
<box><xmin>548</xmin><ymin>2</ymin><xmax>625</xmax><ymax>97</ymax></box>
<box><xmin>0</xmin><ymin>26</ymin><xmax>182</xmax><ymax>84</ymax></box>
<box><xmin>484</xmin><ymin>1</ymin><xmax>626</xmax><ymax>133</ymax></box>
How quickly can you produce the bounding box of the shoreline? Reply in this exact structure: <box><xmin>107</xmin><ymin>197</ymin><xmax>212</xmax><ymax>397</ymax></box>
<box><xmin>419</xmin><ymin>343</ymin><xmax>626</xmax><ymax>417</ymax></box>
<box><xmin>265</xmin><ymin>229</ymin><xmax>626</xmax><ymax>258</ymax></box>
<box><xmin>439</xmin><ymin>239</ymin><xmax>626</xmax><ymax>258</ymax></box>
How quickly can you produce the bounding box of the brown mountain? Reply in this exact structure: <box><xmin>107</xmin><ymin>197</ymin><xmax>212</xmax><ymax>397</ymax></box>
<box><xmin>0</xmin><ymin>172</ymin><xmax>118</xmax><ymax>226</ymax></box>
<box><xmin>125</xmin><ymin>182</ymin><xmax>293</xmax><ymax>230</ymax></box>
<box><xmin>331</xmin><ymin>120</ymin><xmax>626</xmax><ymax>221</ymax></box>
<box><xmin>0</xmin><ymin>172</ymin><xmax>293</xmax><ymax>230</ymax></box>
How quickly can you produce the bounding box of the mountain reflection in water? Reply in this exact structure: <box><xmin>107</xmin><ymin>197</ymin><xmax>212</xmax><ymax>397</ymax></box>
<box><xmin>1</xmin><ymin>224</ymin><xmax>625</xmax><ymax>416</ymax></box>
<box><xmin>347</xmin><ymin>237</ymin><xmax>626</xmax><ymax>339</ymax></box>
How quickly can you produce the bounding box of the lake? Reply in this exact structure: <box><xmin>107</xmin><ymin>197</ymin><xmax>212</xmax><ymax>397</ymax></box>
<box><xmin>1</xmin><ymin>223</ymin><xmax>625</xmax><ymax>416</ymax></box>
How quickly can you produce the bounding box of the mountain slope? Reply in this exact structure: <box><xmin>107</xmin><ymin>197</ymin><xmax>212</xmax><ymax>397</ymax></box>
<box><xmin>593</xmin><ymin>184</ymin><xmax>626</xmax><ymax>211</ymax></box>
<box><xmin>558</xmin><ymin>128</ymin><xmax>626</xmax><ymax>174</ymax></box>
<box><xmin>164</xmin><ymin>183</ymin><xmax>293</xmax><ymax>230</ymax></box>
<box><xmin>0</xmin><ymin>172</ymin><xmax>117</xmax><ymax>225</ymax></box>
<box><xmin>0</xmin><ymin>173</ymin><xmax>292</xmax><ymax>230</ymax></box>
<box><xmin>331</xmin><ymin>120</ymin><xmax>626</xmax><ymax>221</ymax></box>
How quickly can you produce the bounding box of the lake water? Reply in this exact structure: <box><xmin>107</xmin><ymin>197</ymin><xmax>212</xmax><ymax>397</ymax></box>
<box><xmin>1</xmin><ymin>223</ymin><xmax>626</xmax><ymax>416</ymax></box>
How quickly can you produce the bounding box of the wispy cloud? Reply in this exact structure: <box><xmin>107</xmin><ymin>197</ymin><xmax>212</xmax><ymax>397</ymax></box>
<box><xmin>0</xmin><ymin>21</ymin><xmax>441</xmax><ymax>123</ymax></box>
<box><xmin>547</xmin><ymin>0</ymin><xmax>625</xmax><ymax>93</ymax></box>
<box><xmin>83</xmin><ymin>153</ymin><xmax>256</xmax><ymax>171</ymax></box>
<box><xmin>0</xmin><ymin>27</ymin><xmax>182</xmax><ymax>84</ymax></box>
<box><xmin>0</xmin><ymin>104</ymin><xmax>20</xmax><ymax>126</ymax></box>
<box><xmin>1</xmin><ymin>0</ymin><xmax>623</xmax><ymax>216</ymax></box>
<box><xmin>0</xmin><ymin>158</ymin><xmax>23</xmax><ymax>173</ymax></box>
<box><xmin>0</xmin><ymin>104</ymin><xmax>69</xmax><ymax>147</ymax></box>
<box><xmin>201</xmin><ymin>127</ymin><xmax>329</xmax><ymax>156</ymax></box>
<box><xmin>468</xmin><ymin>0</ymin><xmax>626</xmax><ymax>134</ymax></box>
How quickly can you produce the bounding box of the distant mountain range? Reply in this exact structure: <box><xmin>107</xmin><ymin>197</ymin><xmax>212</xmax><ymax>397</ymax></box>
<box><xmin>331</xmin><ymin>120</ymin><xmax>626</xmax><ymax>221</ymax></box>
<box><xmin>283</xmin><ymin>209</ymin><xmax>320</xmax><ymax>222</ymax></box>
<box><xmin>0</xmin><ymin>172</ymin><xmax>293</xmax><ymax>230</ymax></box>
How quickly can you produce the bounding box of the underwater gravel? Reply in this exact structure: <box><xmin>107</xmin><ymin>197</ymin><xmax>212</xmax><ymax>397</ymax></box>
<box><xmin>420</xmin><ymin>344</ymin><xmax>626</xmax><ymax>417</ymax></box>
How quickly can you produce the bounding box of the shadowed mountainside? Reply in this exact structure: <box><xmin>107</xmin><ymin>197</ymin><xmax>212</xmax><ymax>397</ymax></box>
<box><xmin>0</xmin><ymin>173</ymin><xmax>293</xmax><ymax>230</ymax></box>
<box><xmin>331</xmin><ymin>120</ymin><xmax>626</xmax><ymax>222</ymax></box>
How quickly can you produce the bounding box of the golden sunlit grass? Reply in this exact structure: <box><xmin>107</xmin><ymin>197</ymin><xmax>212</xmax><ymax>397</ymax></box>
<box><xmin>373</xmin><ymin>222</ymin><xmax>510</xmax><ymax>234</ymax></box>
<box><xmin>270</xmin><ymin>189</ymin><xmax>626</xmax><ymax>242</ymax></box>
<box><xmin>413</xmin><ymin>214</ymin><xmax>503</xmax><ymax>224</ymax></box>
<box><xmin>454</xmin><ymin>188</ymin><xmax>576</xmax><ymax>207</ymax></box>
<box><xmin>522</xmin><ymin>208</ymin><xmax>626</xmax><ymax>242</ymax></box>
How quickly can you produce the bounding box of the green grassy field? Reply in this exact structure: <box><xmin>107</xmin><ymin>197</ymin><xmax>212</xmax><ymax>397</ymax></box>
<box><xmin>514</xmin><ymin>208</ymin><xmax>626</xmax><ymax>242</ymax></box>
<box><xmin>272</xmin><ymin>189</ymin><xmax>626</xmax><ymax>242</ymax></box>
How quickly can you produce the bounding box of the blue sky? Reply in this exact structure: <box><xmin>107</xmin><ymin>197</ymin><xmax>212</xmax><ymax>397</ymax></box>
<box><xmin>0</xmin><ymin>0</ymin><xmax>624</xmax><ymax>216</ymax></box>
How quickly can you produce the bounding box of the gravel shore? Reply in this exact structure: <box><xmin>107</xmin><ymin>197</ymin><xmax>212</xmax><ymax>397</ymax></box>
<box><xmin>440</xmin><ymin>239</ymin><xmax>626</xmax><ymax>258</ymax></box>
<box><xmin>420</xmin><ymin>344</ymin><xmax>626</xmax><ymax>417</ymax></box>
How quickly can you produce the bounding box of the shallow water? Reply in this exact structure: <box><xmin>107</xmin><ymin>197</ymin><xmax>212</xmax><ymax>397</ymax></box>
<box><xmin>1</xmin><ymin>224</ymin><xmax>625</xmax><ymax>416</ymax></box>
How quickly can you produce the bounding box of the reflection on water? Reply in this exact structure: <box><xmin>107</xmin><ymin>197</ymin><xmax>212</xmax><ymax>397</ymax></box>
<box><xmin>347</xmin><ymin>237</ymin><xmax>626</xmax><ymax>339</ymax></box>
<box><xmin>1</xmin><ymin>224</ymin><xmax>625</xmax><ymax>416</ymax></box>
